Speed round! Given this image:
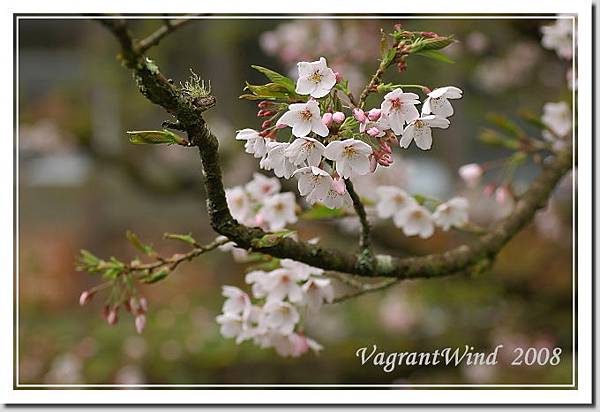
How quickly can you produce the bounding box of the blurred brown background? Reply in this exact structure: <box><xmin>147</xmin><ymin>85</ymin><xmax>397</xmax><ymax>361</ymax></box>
<box><xmin>17</xmin><ymin>17</ymin><xmax>574</xmax><ymax>385</ymax></box>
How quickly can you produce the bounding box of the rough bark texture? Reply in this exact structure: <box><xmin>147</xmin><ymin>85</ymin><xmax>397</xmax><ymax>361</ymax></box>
<box><xmin>101</xmin><ymin>19</ymin><xmax>574</xmax><ymax>280</ymax></box>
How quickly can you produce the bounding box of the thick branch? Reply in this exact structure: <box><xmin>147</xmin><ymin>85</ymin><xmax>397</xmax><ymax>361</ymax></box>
<box><xmin>101</xmin><ymin>19</ymin><xmax>574</xmax><ymax>281</ymax></box>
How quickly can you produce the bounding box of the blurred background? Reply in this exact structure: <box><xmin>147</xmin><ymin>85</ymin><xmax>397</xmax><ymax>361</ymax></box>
<box><xmin>18</xmin><ymin>17</ymin><xmax>574</xmax><ymax>386</ymax></box>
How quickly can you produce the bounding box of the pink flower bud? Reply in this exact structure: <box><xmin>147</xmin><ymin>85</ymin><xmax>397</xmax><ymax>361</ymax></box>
<box><xmin>423</xmin><ymin>86</ymin><xmax>432</xmax><ymax>94</ymax></box>
<box><xmin>331</xmin><ymin>177</ymin><xmax>346</xmax><ymax>195</ymax></box>
<box><xmin>322</xmin><ymin>112</ymin><xmax>333</xmax><ymax>127</ymax></box>
<box><xmin>495</xmin><ymin>186</ymin><xmax>511</xmax><ymax>205</ymax></box>
<box><xmin>483</xmin><ymin>184</ymin><xmax>495</xmax><ymax>197</ymax></box>
<box><xmin>138</xmin><ymin>297</ymin><xmax>148</xmax><ymax>313</ymax></box>
<box><xmin>79</xmin><ymin>291</ymin><xmax>93</xmax><ymax>306</ymax></box>
<box><xmin>352</xmin><ymin>108</ymin><xmax>366</xmax><ymax>123</ymax></box>
<box><xmin>332</xmin><ymin>112</ymin><xmax>345</xmax><ymax>124</ymax></box>
<box><xmin>366</xmin><ymin>127</ymin><xmax>381</xmax><ymax>138</ymax></box>
<box><xmin>334</xmin><ymin>72</ymin><xmax>342</xmax><ymax>83</ymax></box>
<box><xmin>458</xmin><ymin>163</ymin><xmax>483</xmax><ymax>187</ymax></box>
<box><xmin>107</xmin><ymin>307</ymin><xmax>119</xmax><ymax>326</ymax></box>
<box><xmin>276</xmin><ymin>122</ymin><xmax>287</xmax><ymax>129</ymax></box>
<box><xmin>261</xmin><ymin>120</ymin><xmax>272</xmax><ymax>129</ymax></box>
<box><xmin>367</xmin><ymin>108</ymin><xmax>382</xmax><ymax>121</ymax></box>
<box><xmin>380</xmin><ymin>141</ymin><xmax>392</xmax><ymax>154</ymax></box>
<box><xmin>257</xmin><ymin>101</ymin><xmax>272</xmax><ymax>109</ymax></box>
<box><xmin>369</xmin><ymin>155</ymin><xmax>378</xmax><ymax>173</ymax></box>
<box><xmin>257</xmin><ymin>109</ymin><xmax>274</xmax><ymax>117</ymax></box>
<box><xmin>135</xmin><ymin>315</ymin><xmax>146</xmax><ymax>334</ymax></box>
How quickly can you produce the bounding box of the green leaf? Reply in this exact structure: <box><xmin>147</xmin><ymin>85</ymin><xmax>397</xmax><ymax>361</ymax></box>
<box><xmin>163</xmin><ymin>232</ymin><xmax>197</xmax><ymax>245</ymax></box>
<box><xmin>518</xmin><ymin>111</ymin><xmax>548</xmax><ymax>130</ymax></box>
<box><xmin>77</xmin><ymin>250</ymin><xmax>101</xmax><ymax>271</ymax></box>
<box><xmin>127</xmin><ymin>130</ymin><xmax>187</xmax><ymax>145</ymax></box>
<box><xmin>126</xmin><ymin>230</ymin><xmax>155</xmax><ymax>256</ymax></box>
<box><xmin>300</xmin><ymin>204</ymin><xmax>346</xmax><ymax>220</ymax></box>
<box><xmin>381</xmin><ymin>47</ymin><xmax>398</xmax><ymax>67</ymax></box>
<box><xmin>241</xmin><ymin>82</ymin><xmax>292</xmax><ymax>100</ymax></box>
<box><xmin>143</xmin><ymin>267</ymin><xmax>170</xmax><ymax>284</ymax></box>
<box><xmin>418</xmin><ymin>36</ymin><xmax>455</xmax><ymax>52</ymax></box>
<box><xmin>414</xmin><ymin>49</ymin><xmax>454</xmax><ymax>64</ymax></box>
<box><xmin>478</xmin><ymin>128</ymin><xmax>520</xmax><ymax>150</ymax></box>
<box><xmin>250</xmin><ymin>230</ymin><xmax>296</xmax><ymax>249</ymax></box>
<box><xmin>251</xmin><ymin>65</ymin><xmax>296</xmax><ymax>93</ymax></box>
<box><xmin>486</xmin><ymin>113</ymin><xmax>525</xmax><ymax>139</ymax></box>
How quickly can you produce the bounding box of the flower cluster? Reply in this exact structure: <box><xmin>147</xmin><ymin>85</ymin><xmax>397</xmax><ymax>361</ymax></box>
<box><xmin>375</xmin><ymin>186</ymin><xmax>469</xmax><ymax>239</ymax></box>
<box><xmin>236</xmin><ymin>56</ymin><xmax>462</xmax><ymax>212</ymax></box>
<box><xmin>216</xmin><ymin>259</ymin><xmax>334</xmax><ymax>357</ymax></box>
<box><xmin>225</xmin><ymin>173</ymin><xmax>297</xmax><ymax>231</ymax></box>
<box><xmin>540</xmin><ymin>18</ymin><xmax>574</xmax><ymax>60</ymax></box>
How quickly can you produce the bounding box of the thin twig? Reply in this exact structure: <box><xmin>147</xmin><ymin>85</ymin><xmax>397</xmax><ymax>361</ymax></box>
<box><xmin>137</xmin><ymin>18</ymin><xmax>192</xmax><ymax>54</ymax></box>
<box><xmin>344</xmin><ymin>178</ymin><xmax>372</xmax><ymax>251</ymax></box>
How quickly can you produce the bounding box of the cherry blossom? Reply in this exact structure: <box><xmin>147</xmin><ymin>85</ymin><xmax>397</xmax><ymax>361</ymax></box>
<box><xmin>280</xmin><ymin>259</ymin><xmax>323</xmax><ymax>279</ymax></box>
<box><xmin>301</xmin><ymin>277</ymin><xmax>334</xmax><ymax>311</ymax></box>
<box><xmin>271</xmin><ymin>333</ymin><xmax>323</xmax><ymax>357</ymax></box>
<box><xmin>381</xmin><ymin>88</ymin><xmax>420</xmax><ymax>134</ymax></box>
<box><xmin>235</xmin><ymin>128</ymin><xmax>267</xmax><ymax>158</ymax></box>
<box><xmin>458</xmin><ymin>163</ymin><xmax>483</xmax><ymax>187</ymax></box>
<box><xmin>260</xmin><ymin>301</ymin><xmax>300</xmax><ymax>335</ymax></box>
<box><xmin>400</xmin><ymin>115</ymin><xmax>450</xmax><ymax>151</ymax></box>
<box><xmin>540</xmin><ymin>18</ymin><xmax>574</xmax><ymax>60</ymax></box>
<box><xmin>323</xmin><ymin>138</ymin><xmax>373</xmax><ymax>178</ymax></box>
<box><xmin>258</xmin><ymin>192</ymin><xmax>298</xmax><ymax>230</ymax></box>
<box><xmin>245</xmin><ymin>173</ymin><xmax>281</xmax><ymax>201</ymax></box>
<box><xmin>259</xmin><ymin>141</ymin><xmax>296</xmax><ymax>179</ymax></box>
<box><xmin>215</xmin><ymin>313</ymin><xmax>246</xmax><ymax>342</ymax></box>
<box><xmin>433</xmin><ymin>197</ymin><xmax>469</xmax><ymax>231</ymax></box>
<box><xmin>277</xmin><ymin>100</ymin><xmax>329</xmax><ymax>138</ymax></box>
<box><xmin>284</xmin><ymin>136</ymin><xmax>326</xmax><ymax>167</ymax></box>
<box><xmin>541</xmin><ymin>101</ymin><xmax>572</xmax><ymax>137</ymax></box>
<box><xmin>375</xmin><ymin>186</ymin><xmax>416</xmax><ymax>219</ymax></box>
<box><xmin>292</xmin><ymin>166</ymin><xmax>333</xmax><ymax>203</ymax></box>
<box><xmin>394</xmin><ymin>202</ymin><xmax>435</xmax><ymax>239</ymax></box>
<box><xmin>295</xmin><ymin>57</ymin><xmax>337</xmax><ymax>98</ymax></box>
<box><xmin>221</xmin><ymin>286</ymin><xmax>251</xmax><ymax>316</ymax></box>
<box><xmin>422</xmin><ymin>86</ymin><xmax>463</xmax><ymax>118</ymax></box>
<box><xmin>263</xmin><ymin>268</ymin><xmax>305</xmax><ymax>303</ymax></box>
<box><xmin>225</xmin><ymin>186</ymin><xmax>250</xmax><ymax>222</ymax></box>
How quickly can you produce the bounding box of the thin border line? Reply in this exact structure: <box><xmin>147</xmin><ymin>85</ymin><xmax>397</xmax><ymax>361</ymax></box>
<box><xmin>14</xmin><ymin>13</ymin><xmax>578</xmax><ymax>390</ymax></box>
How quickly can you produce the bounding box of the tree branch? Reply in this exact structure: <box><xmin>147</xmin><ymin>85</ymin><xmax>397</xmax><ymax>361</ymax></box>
<box><xmin>344</xmin><ymin>178</ymin><xmax>372</xmax><ymax>251</ymax></box>
<box><xmin>100</xmin><ymin>19</ymin><xmax>573</xmax><ymax>281</ymax></box>
<box><xmin>138</xmin><ymin>18</ymin><xmax>192</xmax><ymax>54</ymax></box>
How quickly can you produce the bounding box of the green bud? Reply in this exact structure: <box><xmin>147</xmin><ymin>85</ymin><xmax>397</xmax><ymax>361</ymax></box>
<box><xmin>127</xmin><ymin>130</ymin><xmax>188</xmax><ymax>146</ymax></box>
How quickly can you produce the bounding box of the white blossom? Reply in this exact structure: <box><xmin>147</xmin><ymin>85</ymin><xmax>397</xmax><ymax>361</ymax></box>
<box><xmin>394</xmin><ymin>202</ymin><xmax>435</xmax><ymax>239</ymax></box>
<box><xmin>302</xmin><ymin>277</ymin><xmax>334</xmax><ymax>311</ymax></box>
<box><xmin>323</xmin><ymin>138</ymin><xmax>373</xmax><ymax>178</ymax></box>
<box><xmin>263</xmin><ymin>268</ymin><xmax>305</xmax><ymax>303</ymax></box>
<box><xmin>271</xmin><ymin>333</ymin><xmax>322</xmax><ymax>357</ymax></box>
<box><xmin>317</xmin><ymin>181</ymin><xmax>352</xmax><ymax>209</ymax></box>
<box><xmin>245</xmin><ymin>173</ymin><xmax>281</xmax><ymax>201</ymax></box>
<box><xmin>284</xmin><ymin>136</ymin><xmax>326</xmax><ymax>167</ymax></box>
<box><xmin>540</xmin><ymin>18</ymin><xmax>574</xmax><ymax>60</ymax></box>
<box><xmin>221</xmin><ymin>286</ymin><xmax>251</xmax><ymax>316</ymax></box>
<box><xmin>458</xmin><ymin>164</ymin><xmax>483</xmax><ymax>187</ymax></box>
<box><xmin>260</xmin><ymin>301</ymin><xmax>300</xmax><ymax>335</ymax></box>
<box><xmin>245</xmin><ymin>270</ymin><xmax>270</xmax><ymax>299</ymax></box>
<box><xmin>422</xmin><ymin>86</ymin><xmax>463</xmax><ymax>118</ymax></box>
<box><xmin>381</xmin><ymin>88</ymin><xmax>420</xmax><ymax>134</ymax></box>
<box><xmin>215</xmin><ymin>313</ymin><xmax>246</xmax><ymax>341</ymax></box>
<box><xmin>359</xmin><ymin>112</ymin><xmax>391</xmax><ymax>137</ymax></box>
<box><xmin>292</xmin><ymin>166</ymin><xmax>333</xmax><ymax>203</ymax></box>
<box><xmin>259</xmin><ymin>141</ymin><xmax>296</xmax><ymax>179</ymax></box>
<box><xmin>276</xmin><ymin>100</ymin><xmax>329</xmax><ymax>138</ymax></box>
<box><xmin>225</xmin><ymin>186</ymin><xmax>250</xmax><ymax>222</ymax></box>
<box><xmin>375</xmin><ymin>186</ymin><xmax>416</xmax><ymax>219</ymax></box>
<box><xmin>235</xmin><ymin>128</ymin><xmax>267</xmax><ymax>158</ymax></box>
<box><xmin>433</xmin><ymin>197</ymin><xmax>469</xmax><ymax>231</ymax></box>
<box><xmin>541</xmin><ymin>101</ymin><xmax>572</xmax><ymax>137</ymax></box>
<box><xmin>280</xmin><ymin>259</ymin><xmax>323</xmax><ymax>279</ymax></box>
<box><xmin>258</xmin><ymin>192</ymin><xmax>298</xmax><ymax>230</ymax></box>
<box><xmin>400</xmin><ymin>115</ymin><xmax>450</xmax><ymax>151</ymax></box>
<box><xmin>295</xmin><ymin>57</ymin><xmax>337</xmax><ymax>98</ymax></box>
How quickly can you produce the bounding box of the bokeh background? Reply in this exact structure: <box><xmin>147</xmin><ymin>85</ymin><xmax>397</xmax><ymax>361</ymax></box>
<box><xmin>17</xmin><ymin>17</ymin><xmax>574</xmax><ymax>385</ymax></box>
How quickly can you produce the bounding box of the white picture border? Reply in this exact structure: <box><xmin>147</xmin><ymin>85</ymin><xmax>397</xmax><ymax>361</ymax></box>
<box><xmin>2</xmin><ymin>0</ymin><xmax>593</xmax><ymax>405</ymax></box>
